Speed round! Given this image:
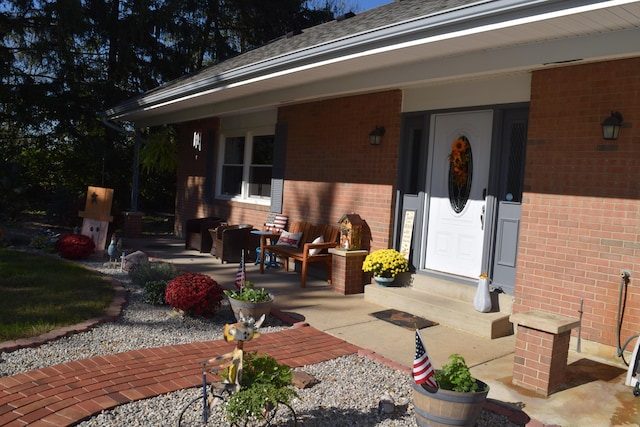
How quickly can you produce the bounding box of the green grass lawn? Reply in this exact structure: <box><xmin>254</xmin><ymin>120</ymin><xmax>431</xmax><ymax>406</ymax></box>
<box><xmin>0</xmin><ymin>248</ymin><xmax>114</xmax><ymax>342</ymax></box>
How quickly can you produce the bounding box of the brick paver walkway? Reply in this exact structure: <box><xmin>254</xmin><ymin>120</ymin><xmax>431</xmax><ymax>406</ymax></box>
<box><xmin>0</xmin><ymin>326</ymin><xmax>360</xmax><ymax>427</ymax></box>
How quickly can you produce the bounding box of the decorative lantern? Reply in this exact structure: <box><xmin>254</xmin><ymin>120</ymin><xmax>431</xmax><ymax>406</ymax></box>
<box><xmin>601</xmin><ymin>111</ymin><xmax>623</xmax><ymax>140</ymax></box>
<box><xmin>338</xmin><ymin>213</ymin><xmax>364</xmax><ymax>250</ymax></box>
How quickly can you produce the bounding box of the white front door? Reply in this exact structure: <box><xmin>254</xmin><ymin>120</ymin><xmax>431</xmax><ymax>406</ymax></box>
<box><xmin>424</xmin><ymin>110</ymin><xmax>493</xmax><ymax>278</ymax></box>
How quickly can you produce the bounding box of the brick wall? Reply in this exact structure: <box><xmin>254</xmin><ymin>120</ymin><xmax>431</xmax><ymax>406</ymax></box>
<box><xmin>515</xmin><ymin>58</ymin><xmax>640</xmax><ymax>350</ymax></box>
<box><xmin>175</xmin><ymin>118</ymin><xmax>219</xmax><ymax>236</ymax></box>
<box><xmin>512</xmin><ymin>325</ymin><xmax>572</xmax><ymax>395</ymax></box>
<box><xmin>279</xmin><ymin>90</ymin><xmax>402</xmax><ymax>250</ymax></box>
<box><xmin>175</xmin><ymin>90</ymin><xmax>402</xmax><ymax>252</ymax></box>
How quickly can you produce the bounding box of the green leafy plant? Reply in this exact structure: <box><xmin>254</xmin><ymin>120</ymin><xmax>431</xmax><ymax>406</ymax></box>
<box><xmin>165</xmin><ymin>273</ymin><xmax>224</xmax><ymax>317</ymax></box>
<box><xmin>129</xmin><ymin>261</ymin><xmax>180</xmax><ymax>286</ymax></box>
<box><xmin>224</xmin><ymin>281</ymin><xmax>272</xmax><ymax>303</ymax></box>
<box><xmin>143</xmin><ymin>280</ymin><xmax>170</xmax><ymax>305</ymax></box>
<box><xmin>54</xmin><ymin>234</ymin><xmax>95</xmax><ymax>259</ymax></box>
<box><xmin>222</xmin><ymin>352</ymin><xmax>297</xmax><ymax>425</ymax></box>
<box><xmin>29</xmin><ymin>234</ymin><xmax>59</xmax><ymax>253</ymax></box>
<box><xmin>128</xmin><ymin>262</ymin><xmax>181</xmax><ymax>304</ymax></box>
<box><xmin>435</xmin><ymin>354</ymin><xmax>486</xmax><ymax>393</ymax></box>
<box><xmin>362</xmin><ymin>248</ymin><xmax>409</xmax><ymax>278</ymax></box>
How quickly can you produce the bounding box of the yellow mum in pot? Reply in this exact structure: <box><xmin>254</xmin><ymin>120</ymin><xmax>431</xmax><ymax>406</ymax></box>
<box><xmin>362</xmin><ymin>248</ymin><xmax>409</xmax><ymax>278</ymax></box>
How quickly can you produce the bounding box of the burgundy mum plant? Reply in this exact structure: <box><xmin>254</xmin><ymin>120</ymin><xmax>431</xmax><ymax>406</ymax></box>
<box><xmin>165</xmin><ymin>273</ymin><xmax>224</xmax><ymax>317</ymax></box>
<box><xmin>55</xmin><ymin>234</ymin><xmax>96</xmax><ymax>260</ymax></box>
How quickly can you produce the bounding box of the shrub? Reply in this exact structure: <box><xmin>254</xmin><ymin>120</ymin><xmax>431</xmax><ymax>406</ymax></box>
<box><xmin>223</xmin><ymin>352</ymin><xmax>296</xmax><ymax>425</ymax></box>
<box><xmin>54</xmin><ymin>234</ymin><xmax>95</xmax><ymax>259</ymax></box>
<box><xmin>30</xmin><ymin>235</ymin><xmax>57</xmax><ymax>253</ymax></box>
<box><xmin>144</xmin><ymin>280</ymin><xmax>171</xmax><ymax>305</ymax></box>
<box><xmin>165</xmin><ymin>273</ymin><xmax>224</xmax><ymax>317</ymax></box>
<box><xmin>129</xmin><ymin>262</ymin><xmax>181</xmax><ymax>305</ymax></box>
<box><xmin>129</xmin><ymin>262</ymin><xmax>181</xmax><ymax>287</ymax></box>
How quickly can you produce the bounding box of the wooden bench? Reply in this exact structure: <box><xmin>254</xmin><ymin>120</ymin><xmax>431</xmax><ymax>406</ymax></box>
<box><xmin>259</xmin><ymin>221</ymin><xmax>339</xmax><ymax>287</ymax></box>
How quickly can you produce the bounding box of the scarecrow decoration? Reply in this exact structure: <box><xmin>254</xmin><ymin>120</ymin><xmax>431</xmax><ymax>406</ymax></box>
<box><xmin>78</xmin><ymin>186</ymin><xmax>114</xmax><ymax>253</ymax></box>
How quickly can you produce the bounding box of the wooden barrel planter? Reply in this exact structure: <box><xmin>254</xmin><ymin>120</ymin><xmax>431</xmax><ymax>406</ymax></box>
<box><xmin>412</xmin><ymin>380</ymin><xmax>489</xmax><ymax>427</ymax></box>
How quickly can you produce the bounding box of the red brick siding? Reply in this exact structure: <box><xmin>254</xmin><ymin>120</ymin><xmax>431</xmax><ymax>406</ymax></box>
<box><xmin>283</xmin><ymin>181</ymin><xmax>394</xmax><ymax>250</ymax></box>
<box><xmin>331</xmin><ymin>251</ymin><xmax>368</xmax><ymax>294</ymax></box>
<box><xmin>512</xmin><ymin>325</ymin><xmax>572</xmax><ymax>395</ymax></box>
<box><xmin>175</xmin><ymin>90</ymin><xmax>402</xmax><ymax>252</ymax></box>
<box><xmin>279</xmin><ymin>90</ymin><xmax>402</xmax><ymax>250</ymax></box>
<box><xmin>175</xmin><ymin>118</ymin><xmax>219</xmax><ymax>235</ymax></box>
<box><xmin>515</xmin><ymin>58</ymin><xmax>640</xmax><ymax>349</ymax></box>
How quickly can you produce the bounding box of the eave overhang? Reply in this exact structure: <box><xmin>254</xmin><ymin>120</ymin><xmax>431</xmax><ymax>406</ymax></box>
<box><xmin>104</xmin><ymin>0</ymin><xmax>640</xmax><ymax>126</ymax></box>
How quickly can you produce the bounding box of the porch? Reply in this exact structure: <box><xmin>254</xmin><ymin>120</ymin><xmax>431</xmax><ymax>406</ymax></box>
<box><xmin>364</xmin><ymin>273</ymin><xmax>514</xmax><ymax>339</ymax></box>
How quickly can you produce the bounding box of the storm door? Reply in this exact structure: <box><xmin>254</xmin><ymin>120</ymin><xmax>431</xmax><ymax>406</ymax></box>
<box><xmin>424</xmin><ymin>111</ymin><xmax>493</xmax><ymax>278</ymax></box>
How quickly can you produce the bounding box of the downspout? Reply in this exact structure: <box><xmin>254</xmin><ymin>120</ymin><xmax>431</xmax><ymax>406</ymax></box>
<box><xmin>99</xmin><ymin>113</ymin><xmax>142</xmax><ymax>212</ymax></box>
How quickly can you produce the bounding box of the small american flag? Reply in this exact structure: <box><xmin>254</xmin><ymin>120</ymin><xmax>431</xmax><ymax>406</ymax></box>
<box><xmin>413</xmin><ymin>329</ymin><xmax>438</xmax><ymax>390</ymax></box>
<box><xmin>235</xmin><ymin>250</ymin><xmax>246</xmax><ymax>290</ymax></box>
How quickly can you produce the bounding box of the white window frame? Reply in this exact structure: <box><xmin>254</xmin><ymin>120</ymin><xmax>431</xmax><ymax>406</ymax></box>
<box><xmin>216</xmin><ymin>131</ymin><xmax>272</xmax><ymax>206</ymax></box>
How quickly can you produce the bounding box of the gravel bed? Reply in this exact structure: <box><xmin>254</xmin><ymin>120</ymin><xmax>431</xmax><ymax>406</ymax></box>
<box><xmin>0</xmin><ymin>256</ymin><xmax>523</xmax><ymax>426</ymax></box>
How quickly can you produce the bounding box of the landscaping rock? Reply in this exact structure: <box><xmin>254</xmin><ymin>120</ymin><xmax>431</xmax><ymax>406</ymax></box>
<box><xmin>292</xmin><ymin>370</ymin><xmax>318</xmax><ymax>389</ymax></box>
<box><xmin>124</xmin><ymin>250</ymin><xmax>148</xmax><ymax>271</ymax></box>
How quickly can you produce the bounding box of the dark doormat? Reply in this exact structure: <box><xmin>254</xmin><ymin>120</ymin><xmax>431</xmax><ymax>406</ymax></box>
<box><xmin>370</xmin><ymin>309</ymin><xmax>438</xmax><ymax>331</ymax></box>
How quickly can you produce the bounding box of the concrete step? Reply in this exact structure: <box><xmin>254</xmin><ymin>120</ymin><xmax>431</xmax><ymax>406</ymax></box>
<box><xmin>364</xmin><ymin>274</ymin><xmax>514</xmax><ymax>339</ymax></box>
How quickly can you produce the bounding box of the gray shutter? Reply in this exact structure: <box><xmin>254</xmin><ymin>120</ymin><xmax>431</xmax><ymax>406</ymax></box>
<box><xmin>270</xmin><ymin>122</ymin><xmax>287</xmax><ymax>213</ymax></box>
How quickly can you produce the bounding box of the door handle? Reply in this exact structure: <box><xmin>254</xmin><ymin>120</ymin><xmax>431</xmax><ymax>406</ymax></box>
<box><xmin>480</xmin><ymin>205</ymin><xmax>485</xmax><ymax>230</ymax></box>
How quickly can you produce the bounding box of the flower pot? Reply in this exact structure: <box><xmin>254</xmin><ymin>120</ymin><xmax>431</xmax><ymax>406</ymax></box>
<box><xmin>228</xmin><ymin>295</ymin><xmax>274</xmax><ymax>322</ymax></box>
<box><xmin>412</xmin><ymin>379</ymin><xmax>489</xmax><ymax>427</ymax></box>
<box><xmin>373</xmin><ymin>276</ymin><xmax>395</xmax><ymax>287</ymax></box>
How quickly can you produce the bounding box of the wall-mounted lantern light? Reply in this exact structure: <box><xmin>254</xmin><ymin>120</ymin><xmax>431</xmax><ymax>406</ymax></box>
<box><xmin>369</xmin><ymin>126</ymin><xmax>385</xmax><ymax>145</ymax></box>
<box><xmin>601</xmin><ymin>111</ymin><xmax>623</xmax><ymax>140</ymax></box>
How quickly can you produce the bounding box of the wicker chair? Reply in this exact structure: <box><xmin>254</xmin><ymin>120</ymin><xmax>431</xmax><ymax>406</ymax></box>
<box><xmin>210</xmin><ymin>224</ymin><xmax>256</xmax><ymax>263</ymax></box>
<box><xmin>185</xmin><ymin>217</ymin><xmax>224</xmax><ymax>253</ymax></box>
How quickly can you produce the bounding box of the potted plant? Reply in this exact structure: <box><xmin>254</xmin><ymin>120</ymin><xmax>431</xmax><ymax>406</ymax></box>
<box><xmin>362</xmin><ymin>248</ymin><xmax>409</xmax><ymax>286</ymax></box>
<box><xmin>413</xmin><ymin>354</ymin><xmax>489</xmax><ymax>427</ymax></box>
<box><xmin>221</xmin><ymin>351</ymin><xmax>297</xmax><ymax>425</ymax></box>
<box><xmin>224</xmin><ymin>281</ymin><xmax>274</xmax><ymax>321</ymax></box>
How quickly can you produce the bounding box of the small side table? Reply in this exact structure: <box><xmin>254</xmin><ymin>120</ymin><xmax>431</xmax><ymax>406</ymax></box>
<box><xmin>251</xmin><ymin>230</ymin><xmax>281</xmax><ymax>272</ymax></box>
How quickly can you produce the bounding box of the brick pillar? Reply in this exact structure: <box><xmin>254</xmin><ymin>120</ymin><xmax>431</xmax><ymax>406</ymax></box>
<box><xmin>329</xmin><ymin>249</ymin><xmax>368</xmax><ymax>295</ymax></box>
<box><xmin>510</xmin><ymin>311</ymin><xmax>579</xmax><ymax>396</ymax></box>
<box><xmin>124</xmin><ymin>211</ymin><xmax>143</xmax><ymax>238</ymax></box>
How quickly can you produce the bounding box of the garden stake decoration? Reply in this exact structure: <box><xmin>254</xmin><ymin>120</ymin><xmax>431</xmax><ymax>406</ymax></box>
<box><xmin>77</xmin><ymin>186</ymin><xmax>114</xmax><ymax>253</ymax></box>
<box><xmin>200</xmin><ymin>311</ymin><xmax>265</xmax><ymax>423</ymax></box>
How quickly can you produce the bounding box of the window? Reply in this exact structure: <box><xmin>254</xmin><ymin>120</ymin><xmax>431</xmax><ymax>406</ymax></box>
<box><xmin>219</xmin><ymin>134</ymin><xmax>274</xmax><ymax>202</ymax></box>
<box><xmin>249</xmin><ymin>135</ymin><xmax>274</xmax><ymax>197</ymax></box>
<box><xmin>221</xmin><ymin>136</ymin><xmax>245</xmax><ymax>196</ymax></box>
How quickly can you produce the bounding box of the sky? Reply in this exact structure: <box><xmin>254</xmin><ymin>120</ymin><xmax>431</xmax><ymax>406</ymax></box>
<box><xmin>355</xmin><ymin>0</ymin><xmax>394</xmax><ymax>12</ymax></box>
